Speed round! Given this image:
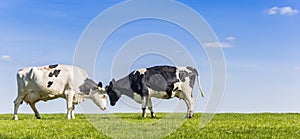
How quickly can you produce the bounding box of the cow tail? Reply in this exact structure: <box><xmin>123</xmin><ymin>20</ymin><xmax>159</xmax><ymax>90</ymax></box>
<box><xmin>196</xmin><ymin>75</ymin><xmax>205</xmax><ymax>98</ymax></box>
<box><xmin>190</xmin><ymin>67</ymin><xmax>205</xmax><ymax>98</ymax></box>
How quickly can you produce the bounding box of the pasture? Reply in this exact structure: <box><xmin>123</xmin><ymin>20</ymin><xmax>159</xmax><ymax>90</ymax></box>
<box><xmin>0</xmin><ymin>113</ymin><xmax>300</xmax><ymax>138</ymax></box>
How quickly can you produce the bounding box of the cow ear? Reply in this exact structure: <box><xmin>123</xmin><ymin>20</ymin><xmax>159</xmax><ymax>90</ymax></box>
<box><xmin>110</xmin><ymin>78</ymin><xmax>116</xmax><ymax>86</ymax></box>
<box><xmin>97</xmin><ymin>82</ymin><xmax>102</xmax><ymax>88</ymax></box>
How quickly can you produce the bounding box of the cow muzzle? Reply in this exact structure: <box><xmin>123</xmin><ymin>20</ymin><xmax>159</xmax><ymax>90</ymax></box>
<box><xmin>110</xmin><ymin>102</ymin><xmax>116</xmax><ymax>106</ymax></box>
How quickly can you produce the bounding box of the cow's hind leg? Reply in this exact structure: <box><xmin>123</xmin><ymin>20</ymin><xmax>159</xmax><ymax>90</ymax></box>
<box><xmin>147</xmin><ymin>97</ymin><xmax>156</xmax><ymax>118</ymax></box>
<box><xmin>29</xmin><ymin>103</ymin><xmax>40</xmax><ymax>119</ymax></box>
<box><xmin>183</xmin><ymin>98</ymin><xmax>192</xmax><ymax>118</ymax></box>
<box><xmin>65</xmin><ymin>90</ymin><xmax>75</xmax><ymax>119</ymax></box>
<box><xmin>182</xmin><ymin>89</ymin><xmax>194</xmax><ymax>118</ymax></box>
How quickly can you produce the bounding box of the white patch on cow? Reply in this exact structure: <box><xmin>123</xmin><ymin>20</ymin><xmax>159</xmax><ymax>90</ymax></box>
<box><xmin>133</xmin><ymin>68</ymin><xmax>147</xmax><ymax>75</ymax></box>
<box><xmin>133</xmin><ymin>93</ymin><xmax>143</xmax><ymax>103</ymax></box>
<box><xmin>181</xmin><ymin>77</ymin><xmax>193</xmax><ymax>98</ymax></box>
<box><xmin>148</xmin><ymin>88</ymin><xmax>170</xmax><ymax>99</ymax></box>
<box><xmin>177</xmin><ymin>66</ymin><xmax>194</xmax><ymax>75</ymax></box>
<box><xmin>182</xmin><ymin>75</ymin><xmax>191</xmax><ymax>88</ymax></box>
<box><xmin>177</xmin><ymin>66</ymin><xmax>188</xmax><ymax>72</ymax></box>
<box><xmin>173</xmin><ymin>82</ymin><xmax>182</xmax><ymax>92</ymax></box>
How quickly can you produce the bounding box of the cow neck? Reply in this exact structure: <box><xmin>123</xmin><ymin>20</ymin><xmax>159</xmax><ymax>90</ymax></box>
<box><xmin>114</xmin><ymin>76</ymin><xmax>134</xmax><ymax>99</ymax></box>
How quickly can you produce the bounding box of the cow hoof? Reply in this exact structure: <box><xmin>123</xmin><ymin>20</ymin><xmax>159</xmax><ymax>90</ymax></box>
<box><xmin>185</xmin><ymin>111</ymin><xmax>193</xmax><ymax>118</ymax></box>
<box><xmin>142</xmin><ymin>111</ymin><xmax>147</xmax><ymax>118</ymax></box>
<box><xmin>185</xmin><ymin>115</ymin><xmax>193</xmax><ymax>118</ymax></box>
<box><xmin>13</xmin><ymin>117</ymin><xmax>18</xmax><ymax>120</ymax></box>
<box><xmin>151</xmin><ymin>113</ymin><xmax>156</xmax><ymax>118</ymax></box>
<box><xmin>36</xmin><ymin>117</ymin><xmax>41</xmax><ymax>119</ymax></box>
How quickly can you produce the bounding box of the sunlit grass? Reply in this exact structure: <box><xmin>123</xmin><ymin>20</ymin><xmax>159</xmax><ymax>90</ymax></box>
<box><xmin>1</xmin><ymin>113</ymin><xmax>300</xmax><ymax>138</ymax></box>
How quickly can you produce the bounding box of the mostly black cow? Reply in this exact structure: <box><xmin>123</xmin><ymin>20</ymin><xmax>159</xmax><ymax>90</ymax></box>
<box><xmin>105</xmin><ymin>65</ymin><xmax>204</xmax><ymax>118</ymax></box>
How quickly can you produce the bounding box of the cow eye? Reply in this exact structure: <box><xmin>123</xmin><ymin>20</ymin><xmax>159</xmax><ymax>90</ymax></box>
<box><xmin>102</xmin><ymin>95</ymin><xmax>106</xmax><ymax>99</ymax></box>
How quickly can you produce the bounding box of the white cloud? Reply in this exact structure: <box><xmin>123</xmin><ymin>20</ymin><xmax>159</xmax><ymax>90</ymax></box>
<box><xmin>266</xmin><ymin>6</ymin><xmax>299</xmax><ymax>16</ymax></box>
<box><xmin>267</xmin><ymin>7</ymin><xmax>280</xmax><ymax>15</ymax></box>
<box><xmin>203</xmin><ymin>41</ymin><xmax>232</xmax><ymax>48</ymax></box>
<box><xmin>226</xmin><ymin>36</ymin><xmax>236</xmax><ymax>41</ymax></box>
<box><xmin>280</xmin><ymin>7</ymin><xmax>299</xmax><ymax>16</ymax></box>
<box><xmin>1</xmin><ymin>55</ymin><xmax>11</xmax><ymax>61</ymax></box>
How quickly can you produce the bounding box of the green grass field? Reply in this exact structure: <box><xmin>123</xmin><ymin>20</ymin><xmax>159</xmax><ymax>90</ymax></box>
<box><xmin>1</xmin><ymin>113</ymin><xmax>300</xmax><ymax>138</ymax></box>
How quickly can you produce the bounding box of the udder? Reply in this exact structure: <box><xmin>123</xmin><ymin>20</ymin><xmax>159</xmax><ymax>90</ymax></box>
<box><xmin>24</xmin><ymin>92</ymin><xmax>41</xmax><ymax>104</ymax></box>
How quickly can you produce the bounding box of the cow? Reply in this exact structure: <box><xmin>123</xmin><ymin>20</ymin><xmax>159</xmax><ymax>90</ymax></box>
<box><xmin>13</xmin><ymin>64</ymin><xmax>107</xmax><ymax>120</ymax></box>
<box><xmin>105</xmin><ymin>65</ymin><xmax>205</xmax><ymax>118</ymax></box>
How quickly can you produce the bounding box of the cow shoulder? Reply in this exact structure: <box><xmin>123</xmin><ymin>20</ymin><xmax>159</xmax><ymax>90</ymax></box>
<box><xmin>78</xmin><ymin>78</ymin><xmax>97</xmax><ymax>95</ymax></box>
<box><xmin>129</xmin><ymin>70</ymin><xmax>144</xmax><ymax>94</ymax></box>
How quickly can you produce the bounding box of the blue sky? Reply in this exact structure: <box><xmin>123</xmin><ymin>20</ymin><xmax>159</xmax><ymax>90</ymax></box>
<box><xmin>0</xmin><ymin>0</ymin><xmax>300</xmax><ymax>114</ymax></box>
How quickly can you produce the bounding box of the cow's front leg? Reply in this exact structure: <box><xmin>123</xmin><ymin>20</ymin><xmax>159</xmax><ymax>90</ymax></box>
<box><xmin>141</xmin><ymin>96</ymin><xmax>148</xmax><ymax>118</ymax></box>
<box><xmin>147</xmin><ymin>97</ymin><xmax>156</xmax><ymax>118</ymax></box>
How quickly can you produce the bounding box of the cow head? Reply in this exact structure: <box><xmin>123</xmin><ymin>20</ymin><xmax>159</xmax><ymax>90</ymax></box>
<box><xmin>90</xmin><ymin>81</ymin><xmax>107</xmax><ymax>110</ymax></box>
<box><xmin>105</xmin><ymin>79</ymin><xmax>121</xmax><ymax>106</ymax></box>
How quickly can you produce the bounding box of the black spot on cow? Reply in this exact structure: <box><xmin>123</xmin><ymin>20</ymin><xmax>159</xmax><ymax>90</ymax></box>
<box><xmin>79</xmin><ymin>78</ymin><xmax>97</xmax><ymax>95</ymax></box>
<box><xmin>47</xmin><ymin>81</ymin><xmax>53</xmax><ymax>88</ymax></box>
<box><xmin>179</xmin><ymin>70</ymin><xmax>189</xmax><ymax>82</ymax></box>
<box><xmin>128</xmin><ymin>66</ymin><xmax>179</xmax><ymax>98</ymax></box>
<box><xmin>187</xmin><ymin>66</ymin><xmax>198</xmax><ymax>76</ymax></box>
<box><xmin>186</xmin><ymin>67</ymin><xmax>198</xmax><ymax>88</ymax></box>
<box><xmin>129</xmin><ymin>71</ymin><xmax>143</xmax><ymax>94</ymax></box>
<box><xmin>49</xmin><ymin>64</ymin><xmax>58</xmax><ymax>69</ymax></box>
<box><xmin>166</xmin><ymin>84</ymin><xmax>175</xmax><ymax>98</ymax></box>
<box><xmin>189</xmin><ymin>74</ymin><xmax>196</xmax><ymax>88</ymax></box>
<box><xmin>147</xmin><ymin>74</ymin><xmax>167</xmax><ymax>92</ymax></box>
<box><xmin>48</xmin><ymin>69</ymin><xmax>61</xmax><ymax>77</ymax></box>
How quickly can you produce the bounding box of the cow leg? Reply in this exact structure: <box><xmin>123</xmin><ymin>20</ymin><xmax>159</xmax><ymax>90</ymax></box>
<box><xmin>141</xmin><ymin>96</ymin><xmax>148</xmax><ymax>118</ymax></box>
<box><xmin>183</xmin><ymin>98</ymin><xmax>192</xmax><ymax>118</ymax></box>
<box><xmin>182</xmin><ymin>90</ymin><xmax>194</xmax><ymax>118</ymax></box>
<box><xmin>29</xmin><ymin>102</ymin><xmax>40</xmax><ymax>119</ymax></box>
<box><xmin>147</xmin><ymin>97</ymin><xmax>156</xmax><ymax>118</ymax></box>
<box><xmin>71</xmin><ymin>105</ymin><xmax>75</xmax><ymax>119</ymax></box>
<box><xmin>13</xmin><ymin>94</ymin><xmax>26</xmax><ymax>120</ymax></box>
<box><xmin>65</xmin><ymin>90</ymin><xmax>75</xmax><ymax>119</ymax></box>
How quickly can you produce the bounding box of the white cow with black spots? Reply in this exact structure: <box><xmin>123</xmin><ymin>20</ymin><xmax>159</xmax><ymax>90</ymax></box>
<box><xmin>13</xmin><ymin>64</ymin><xmax>107</xmax><ymax>120</ymax></box>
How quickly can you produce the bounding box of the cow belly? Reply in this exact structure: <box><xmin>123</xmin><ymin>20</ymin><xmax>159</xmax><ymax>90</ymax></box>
<box><xmin>24</xmin><ymin>92</ymin><xmax>40</xmax><ymax>104</ymax></box>
<box><xmin>132</xmin><ymin>89</ymin><xmax>174</xmax><ymax>104</ymax></box>
<box><xmin>149</xmin><ymin>88</ymin><xmax>170</xmax><ymax>99</ymax></box>
<box><xmin>25</xmin><ymin>91</ymin><xmax>63</xmax><ymax>103</ymax></box>
<box><xmin>133</xmin><ymin>93</ymin><xmax>143</xmax><ymax>103</ymax></box>
<box><xmin>40</xmin><ymin>94</ymin><xmax>62</xmax><ymax>101</ymax></box>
